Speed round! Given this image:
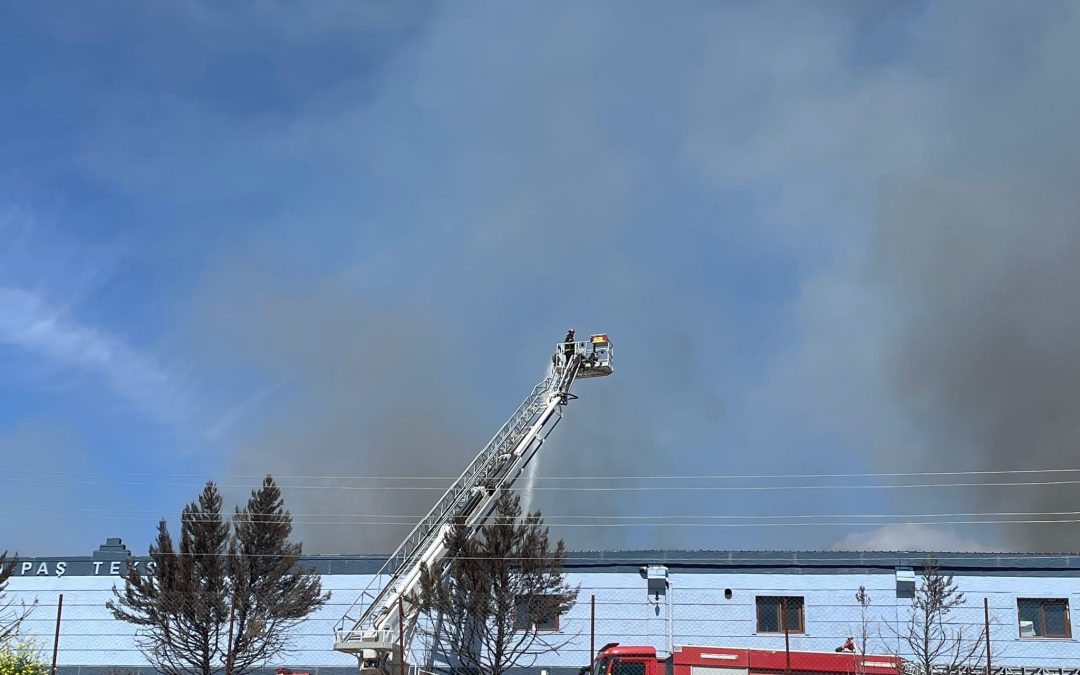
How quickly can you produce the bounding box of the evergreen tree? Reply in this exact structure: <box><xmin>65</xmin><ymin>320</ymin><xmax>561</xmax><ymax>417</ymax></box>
<box><xmin>418</xmin><ymin>491</ymin><xmax>578</xmax><ymax>675</ymax></box>
<box><xmin>109</xmin><ymin>481</ymin><xmax>230</xmax><ymax>675</ymax></box>
<box><xmin>227</xmin><ymin>476</ymin><xmax>329</xmax><ymax>674</ymax></box>
<box><xmin>110</xmin><ymin>478</ymin><xmax>324</xmax><ymax>675</ymax></box>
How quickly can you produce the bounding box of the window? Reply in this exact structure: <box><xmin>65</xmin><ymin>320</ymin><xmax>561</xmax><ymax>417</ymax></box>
<box><xmin>514</xmin><ymin>594</ymin><xmax>561</xmax><ymax>631</ymax></box>
<box><xmin>756</xmin><ymin>596</ymin><xmax>804</xmax><ymax>633</ymax></box>
<box><xmin>610</xmin><ymin>661</ymin><xmax>646</xmax><ymax>675</ymax></box>
<box><xmin>1017</xmin><ymin>598</ymin><xmax>1071</xmax><ymax>638</ymax></box>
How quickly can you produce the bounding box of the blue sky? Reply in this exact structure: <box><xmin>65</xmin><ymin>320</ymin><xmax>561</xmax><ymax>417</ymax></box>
<box><xmin>3</xmin><ymin>2</ymin><xmax>1080</xmax><ymax>556</ymax></box>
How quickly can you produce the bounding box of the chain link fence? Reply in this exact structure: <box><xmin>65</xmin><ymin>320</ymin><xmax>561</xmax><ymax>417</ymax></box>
<box><xmin>3</xmin><ymin>577</ymin><xmax>1080</xmax><ymax>674</ymax></box>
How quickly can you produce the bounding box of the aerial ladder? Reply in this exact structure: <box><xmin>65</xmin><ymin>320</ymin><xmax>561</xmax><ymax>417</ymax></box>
<box><xmin>333</xmin><ymin>333</ymin><xmax>614</xmax><ymax>675</ymax></box>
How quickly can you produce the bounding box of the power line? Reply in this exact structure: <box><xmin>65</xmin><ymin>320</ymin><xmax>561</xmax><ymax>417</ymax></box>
<box><xmin>6</xmin><ymin>506</ymin><xmax>1080</xmax><ymax>522</ymax></box>
<box><xmin>6</xmin><ymin>476</ymin><xmax>1080</xmax><ymax>491</ymax></box>
<box><xmin>8</xmin><ymin>548</ymin><xmax>1080</xmax><ymax>561</ymax></box>
<box><xmin>5</xmin><ymin>549</ymin><xmax>1078</xmax><ymax>561</ymax></box>
<box><xmin>6</xmin><ymin>467</ymin><xmax>1080</xmax><ymax>481</ymax></box>
<box><xmin>4</xmin><ymin>513</ymin><xmax>1080</xmax><ymax>528</ymax></box>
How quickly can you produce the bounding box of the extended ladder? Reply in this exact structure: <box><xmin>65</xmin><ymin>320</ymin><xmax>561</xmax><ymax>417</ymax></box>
<box><xmin>333</xmin><ymin>336</ymin><xmax>613</xmax><ymax>675</ymax></box>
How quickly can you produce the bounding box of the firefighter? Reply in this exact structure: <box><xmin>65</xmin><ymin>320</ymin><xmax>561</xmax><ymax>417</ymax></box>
<box><xmin>563</xmin><ymin>328</ymin><xmax>576</xmax><ymax>367</ymax></box>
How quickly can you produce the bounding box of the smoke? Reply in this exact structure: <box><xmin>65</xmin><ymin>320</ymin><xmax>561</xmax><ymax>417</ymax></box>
<box><xmin>870</xmin><ymin>186</ymin><xmax>1080</xmax><ymax>550</ymax></box>
<box><xmin>831</xmin><ymin>525</ymin><xmax>991</xmax><ymax>554</ymax></box>
<box><xmin>171</xmin><ymin>3</ymin><xmax>732</xmax><ymax>553</ymax></box>
<box><xmin>863</xmin><ymin>5</ymin><xmax>1080</xmax><ymax>551</ymax></box>
<box><xmin>667</xmin><ymin>2</ymin><xmax>1080</xmax><ymax>551</ymax></box>
<box><xmin>19</xmin><ymin>1</ymin><xmax>1080</xmax><ymax>554</ymax></box>
<box><xmin>186</xmin><ymin>256</ymin><xmax>710</xmax><ymax>553</ymax></box>
<box><xmin>743</xmin><ymin>4</ymin><xmax>1080</xmax><ymax>551</ymax></box>
<box><xmin>186</xmin><ymin>260</ymin><xmax>484</xmax><ymax>553</ymax></box>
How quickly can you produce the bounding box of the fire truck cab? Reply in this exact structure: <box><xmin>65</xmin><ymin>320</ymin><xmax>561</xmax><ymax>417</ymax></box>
<box><xmin>591</xmin><ymin>642</ymin><xmax>902</xmax><ymax>675</ymax></box>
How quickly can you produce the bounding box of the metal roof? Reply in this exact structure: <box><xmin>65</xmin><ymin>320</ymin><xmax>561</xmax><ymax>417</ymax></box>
<box><xmin>13</xmin><ymin>538</ymin><xmax>1080</xmax><ymax>577</ymax></box>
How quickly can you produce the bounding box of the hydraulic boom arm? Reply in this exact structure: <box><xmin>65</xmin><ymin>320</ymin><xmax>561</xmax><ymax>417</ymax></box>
<box><xmin>333</xmin><ymin>335</ymin><xmax>613</xmax><ymax>675</ymax></box>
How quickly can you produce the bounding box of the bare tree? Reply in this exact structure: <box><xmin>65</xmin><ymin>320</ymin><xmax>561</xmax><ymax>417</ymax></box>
<box><xmin>417</xmin><ymin>491</ymin><xmax>579</xmax><ymax>675</ymax></box>
<box><xmin>226</xmin><ymin>476</ymin><xmax>329</xmax><ymax>675</ymax></box>
<box><xmin>887</xmin><ymin>558</ymin><xmax>984</xmax><ymax>675</ymax></box>
<box><xmin>845</xmin><ymin>585</ymin><xmax>873</xmax><ymax>675</ymax></box>
<box><xmin>0</xmin><ymin>551</ymin><xmax>36</xmax><ymax>644</ymax></box>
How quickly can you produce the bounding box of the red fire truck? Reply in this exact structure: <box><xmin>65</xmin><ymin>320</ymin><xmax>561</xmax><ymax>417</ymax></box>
<box><xmin>592</xmin><ymin>642</ymin><xmax>902</xmax><ymax>675</ymax></box>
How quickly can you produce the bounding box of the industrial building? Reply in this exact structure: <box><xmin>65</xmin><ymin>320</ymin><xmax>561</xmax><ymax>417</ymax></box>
<box><xmin>6</xmin><ymin>538</ymin><xmax>1080</xmax><ymax>674</ymax></box>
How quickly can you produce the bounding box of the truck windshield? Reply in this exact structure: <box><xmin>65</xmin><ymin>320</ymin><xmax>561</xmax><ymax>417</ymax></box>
<box><xmin>592</xmin><ymin>657</ymin><xmax>609</xmax><ymax>675</ymax></box>
<box><xmin>611</xmin><ymin>660</ymin><xmax>646</xmax><ymax>675</ymax></box>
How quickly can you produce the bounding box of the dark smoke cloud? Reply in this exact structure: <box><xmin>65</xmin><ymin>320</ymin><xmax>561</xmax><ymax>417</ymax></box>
<box><xmin>186</xmin><ymin>255</ymin><xmax>721</xmax><ymax>553</ymax></box>
<box><xmin>871</xmin><ymin>179</ymin><xmax>1080</xmax><ymax>551</ymax></box>
<box><xmin>33</xmin><ymin>1</ymin><xmax>1079</xmax><ymax>555</ymax></box>
<box><xmin>752</xmin><ymin>4</ymin><xmax>1080</xmax><ymax>551</ymax></box>
<box><xmin>172</xmin><ymin>3</ymin><xmax>734</xmax><ymax>553</ymax></box>
<box><xmin>861</xmin><ymin>5</ymin><xmax>1080</xmax><ymax>551</ymax></box>
<box><xmin>691</xmin><ymin>2</ymin><xmax>1080</xmax><ymax>551</ymax></box>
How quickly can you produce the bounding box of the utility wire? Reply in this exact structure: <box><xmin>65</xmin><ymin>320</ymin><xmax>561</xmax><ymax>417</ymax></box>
<box><xmin>4</xmin><ymin>514</ymin><xmax>1080</xmax><ymax>528</ymax></box>
<box><xmin>6</xmin><ymin>506</ymin><xmax>1080</xmax><ymax>522</ymax></box>
<box><xmin>6</xmin><ymin>477</ymin><xmax>1080</xmax><ymax>491</ymax></box>
<box><xmin>7</xmin><ymin>551</ymin><xmax>1079</xmax><ymax>561</ymax></box>
<box><xmin>6</xmin><ymin>467</ymin><xmax>1080</xmax><ymax>480</ymax></box>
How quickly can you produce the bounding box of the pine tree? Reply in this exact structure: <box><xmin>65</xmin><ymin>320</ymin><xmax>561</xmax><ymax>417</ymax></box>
<box><xmin>227</xmin><ymin>476</ymin><xmax>329</xmax><ymax>675</ymax></box>
<box><xmin>110</xmin><ymin>478</ymin><xmax>326</xmax><ymax>675</ymax></box>
<box><xmin>418</xmin><ymin>491</ymin><xmax>579</xmax><ymax>675</ymax></box>
<box><xmin>109</xmin><ymin>482</ymin><xmax>232</xmax><ymax>675</ymax></box>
